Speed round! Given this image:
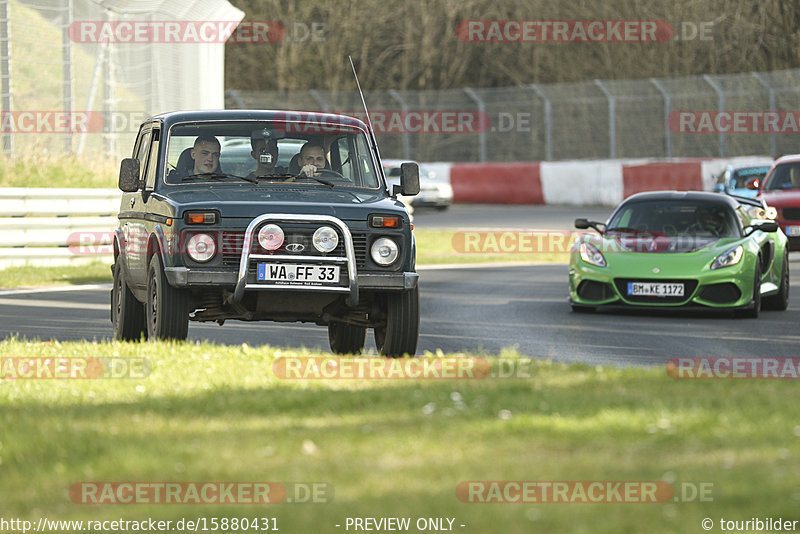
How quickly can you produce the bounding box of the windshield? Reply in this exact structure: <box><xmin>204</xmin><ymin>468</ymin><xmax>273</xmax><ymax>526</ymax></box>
<box><xmin>731</xmin><ymin>167</ymin><xmax>769</xmax><ymax>189</ymax></box>
<box><xmin>762</xmin><ymin>162</ymin><xmax>800</xmax><ymax>191</ymax></box>
<box><xmin>608</xmin><ymin>200</ymin><xmax>740</xmax><ymax>239</ymax></box>
<box><xmin>164</xmin><ymin>121</ymin><xmax>380</xmax><ymax>189</ymax></box>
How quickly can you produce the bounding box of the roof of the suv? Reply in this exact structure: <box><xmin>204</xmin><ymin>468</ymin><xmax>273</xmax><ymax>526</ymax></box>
<box><xmin>147</xmin><ymin>109</ymin><xmax>370</xmax><ymax>133</ymax></box>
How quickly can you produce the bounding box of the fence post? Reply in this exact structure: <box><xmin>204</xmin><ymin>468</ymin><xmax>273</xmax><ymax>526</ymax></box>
<box><xmin>0</xmin><ymin>0</ymin><xmax>12</xmax><ymax>155</ymax></box>
<box><xmin>752</xmin><ymin>71</ymin><xmax>777</xmax><ymax>157</ymax></box>
<box><xmin>594</xmin><ymin>79</ymin><xmax>616</xmax><ymax>158</ymax></box>
<box><xmin>309</xmin><ymin>89</ymin><xmax>328</xmax><ymax>111</ymax></box>
<box><xmin>530</xmin><ymin>84</ymin><xmax>552</xmax><ymax>160</ymax></box>
<box><xmin>388</xmin><ymin>89</ymin><xmax>411</xmax><ymax>160</ymax></box>
<box><xmin>61</xmin><ymin>0</ymin><xmax>73</xmax><ymax>153</ymax></box>
<box><xmin>703</xmin><ymin>74</ymin><xmax>725</xmax><ymax>157</ymax></box>
<box><xmin>650</xmin><ymin>77</ymin><xmax>672</xmax><ymax>158</ymax></box>
<box><xmin>463</xmin><ymin>87</ymin><xmax>487</xmax><ymax>162</ymax></box>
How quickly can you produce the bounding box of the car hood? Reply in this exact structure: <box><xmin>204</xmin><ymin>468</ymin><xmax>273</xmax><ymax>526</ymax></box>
<box><xmin>758</xmin><ymin>189</ymin><xmax>800</xmax><ymax>207</ymax></box>
<box><xmin>158</xmin><ymin>185</ymin><xmax>404</xmax><ymax>220</ymax></box>
<box><xmin>579</xmin><ymin>234</ymin><xmax>745</xmax><ymax>273</ymax></box>
<box><xmin>598</xmin><ymin>231</ymin><xmax>728</xmax><ymax>254</ymax></box>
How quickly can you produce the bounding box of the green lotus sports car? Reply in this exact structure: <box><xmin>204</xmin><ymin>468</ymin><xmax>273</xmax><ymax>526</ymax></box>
<box><xmin>569</xmin><ymin>191</ymin><xmax>789</xmax><ymax>317</ymax></box>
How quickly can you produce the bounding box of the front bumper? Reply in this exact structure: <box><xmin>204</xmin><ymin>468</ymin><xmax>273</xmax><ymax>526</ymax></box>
<box><xmin>568</xmin><ymin>259</ymin><xmax>755</xmax><ymax>309</ymax></box>
<box><xmin>165</xmin><ymin>267</ymin><xmax>418</xmax><ymax>291</ymax></box>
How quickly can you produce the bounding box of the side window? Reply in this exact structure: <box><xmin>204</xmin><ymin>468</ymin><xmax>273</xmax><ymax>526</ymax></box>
<box><xmin>332</xmin><ymin>137</ymin><xmax>353</xmax><ymax>181</ymax></box>
<box><xmin>135</xmin><ymin>129</ymin><xmax>151</xmax><ymax>170</ymax></box>
<box><xmin>144</xmin><ymin>129</ymin><xmax>160</xmax><ymax>190</ymax></box>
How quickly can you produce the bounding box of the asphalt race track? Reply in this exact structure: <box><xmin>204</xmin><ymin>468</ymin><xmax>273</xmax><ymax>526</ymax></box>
<box><xmin>2</xmin><ymin>204</ymin><xmax>798</xmax><ymax>367</ymax></box>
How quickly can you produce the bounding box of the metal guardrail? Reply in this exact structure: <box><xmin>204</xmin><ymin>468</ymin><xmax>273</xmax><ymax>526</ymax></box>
<box><xmin>0</xmin><ymin>188</ymin><xmax>121</xmax><ymax>268</ymax></box>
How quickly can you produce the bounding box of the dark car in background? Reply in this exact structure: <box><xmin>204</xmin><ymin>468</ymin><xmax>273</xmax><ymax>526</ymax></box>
<box><xmin>111</xmin><ymin>110</ymin><xmax>421</xmax><ymax>357</ymax></box>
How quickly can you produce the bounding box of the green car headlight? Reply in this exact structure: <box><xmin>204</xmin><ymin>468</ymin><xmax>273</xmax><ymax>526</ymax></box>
<box><xmin>711</xmin><ymin>245</ymin><xmax>743</xmax><ymax>270</ymax></box>
<box><xmin>579</xmin><ymin>242</ymin><xmax>607</xmax><ymax>267</ymax></box>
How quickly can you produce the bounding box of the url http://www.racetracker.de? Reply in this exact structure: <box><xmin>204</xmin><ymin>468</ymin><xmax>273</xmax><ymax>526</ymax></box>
<box><xmin>0</xmin><ymin>516</ymin><xmax>280</xmax><ymax>533</ymax></box>
<box><xmin>702</xmin><ymin>517</ymin><xmax>799</xmax><ymax>531</ymax></box>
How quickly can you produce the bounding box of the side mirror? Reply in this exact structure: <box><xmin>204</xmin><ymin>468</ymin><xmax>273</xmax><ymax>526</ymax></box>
<box><xmin>745</xmin><ymin>177</ymin><xmax>760</xmax><ymax>190</ymax></box>
<box><xmin>575</xmin><ymin>218</ymin><xmax>606</xmax><ymax>233</ymax></box>
<box><xmin>398</xmin><ymin>162</ymin><xmax>420</xmax><ymax>196</ymax></box>
<box><xmin>750</xmin><ymin>221</ymin><xmax>779</xmax><ymax>233</ymax></box>
<box><xmin>713</xmin><ymin>183</ymin><xmax>725</xmax><ymax>193</ymax></box>
<box><xmin>119</xmin><ymin>158</ymin><xmax>141</xmax><ymax>192</ymax></box>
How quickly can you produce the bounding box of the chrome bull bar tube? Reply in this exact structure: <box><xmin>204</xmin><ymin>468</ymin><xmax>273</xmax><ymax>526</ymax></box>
<box><xmin>229</xmin><ymin>214</ymin><xmax>359</xmax><ymax>307</ymax></box>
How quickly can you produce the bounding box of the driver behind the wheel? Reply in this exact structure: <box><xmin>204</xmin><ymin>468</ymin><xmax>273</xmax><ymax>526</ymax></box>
<box><xmin>298</xmin><ymin>142</ymin><xmax>330</xmax><ymax>177</ymax></box>
<box><xmin>693</xmin><ymin>207</ymin><xmax>726</xmax><ymax>236</ymax></box>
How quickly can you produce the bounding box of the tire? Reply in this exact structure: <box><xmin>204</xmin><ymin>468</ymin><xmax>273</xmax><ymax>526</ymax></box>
<box><xmin>111</xmin><ymin>261</ymin><xmax>146</xmax><ymax>341</ymax></box>
<box><xmin>146</xmin><ymin>254</ymin><xmax>189</xmax><ymax>340</ymax></box>
<box><xmin>374</xmin><ymin>287</ymin><xmax>420</xmax><ymax>358</ymax></box>
<box><xmin>738</xmin><ymin>260</ymin><xmax>762</xmax><ymax>318</ymax></box>
<box><xmin>763</xmin><ymin>251</ymin><xmax>790</xmax><ymax>311</ymax></box>
<box><xmin>328</xmin><ymin>323</ymin><xmax>367</xmax><ymax>354</ymax></box>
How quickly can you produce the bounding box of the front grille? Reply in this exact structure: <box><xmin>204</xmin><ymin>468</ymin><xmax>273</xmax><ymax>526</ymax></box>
<box><xmin>220</xmin><ymin>228</ymin><xmax>368</xmax><ymax>268</ymax></box>
<box><xmin>577</xmin><ymin>280</ymin><xmax>614</xmax><ymax>301</ymax></box>
<box><xmin>782</xmin><ymin>207</ymin><xmax>800</xmax><ymax>221</ymax></box>
<box><xmin>699</xmin><ymin>283</ymin><xmax>741</xmax><ymax>304</ymax></box>
<box><xmin>613</xmin><ymin>278</ymin><xmax>698</xmax><ymax>304</ymax></box>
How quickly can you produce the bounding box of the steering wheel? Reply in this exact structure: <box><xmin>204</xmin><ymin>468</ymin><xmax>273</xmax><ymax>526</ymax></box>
<box><xmin>310</xmin><ymin>168</ymin><xmax>345</xmax><ymax>180</ymax></box>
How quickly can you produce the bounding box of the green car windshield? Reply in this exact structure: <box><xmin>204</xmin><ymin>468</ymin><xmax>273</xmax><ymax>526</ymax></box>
<box><xmin>607</xmin><ymin>201</ymin><xmax>740</xmax><ymax>239</ymax></box>
<box><xmin>164</xmin><ymin>121</ymin><xmax>380</xmax><ymax>189</ymax></box>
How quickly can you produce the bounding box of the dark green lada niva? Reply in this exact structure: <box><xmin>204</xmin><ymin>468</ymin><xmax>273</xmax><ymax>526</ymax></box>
<box><xmin>111</xmin><ymin>110</ymin><xmax>420</xmax><ymax>357</ymax></box>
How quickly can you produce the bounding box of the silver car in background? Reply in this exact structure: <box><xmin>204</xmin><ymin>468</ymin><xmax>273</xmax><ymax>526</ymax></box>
<box><xmin>383</xmin><ymin>159</ymin><xmax>453</xmax><ymax>210</ymax></box>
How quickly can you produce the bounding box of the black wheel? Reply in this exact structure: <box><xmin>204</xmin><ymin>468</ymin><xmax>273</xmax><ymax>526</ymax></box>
<box><xmin>763</xmin><ymin>250</ymin><xmax>790</xmax><ymax>311</ymax></box>
<box><xmin>374</xmin><ymin>287</ymin><xmax>420</xmax><ymax>358</ymax></box>
<box><xmin>738</xmin><ymin>260</ymin><xmax>762</xmax><ymax>318</ymax></box>
<box><xmin>111</xmin><ymin>261</ymin><xmax>146</xmax><ymax>341</ymax></box>
<box><xmin>328</xmin><ymin>323</ymin><xmax>367</xmax><ymax>354</ymax></box>
<box><xmin>146</xmin><ymin>254</ymin><xmax>189</xmax><ymax>340</ymax></box>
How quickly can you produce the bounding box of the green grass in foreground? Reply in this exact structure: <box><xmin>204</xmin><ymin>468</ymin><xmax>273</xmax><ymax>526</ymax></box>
<box><xmin>0</xmin><ymin>230</ymin><xmax>568</xmax><ymax>288</ymax></box>
<box><xmin>0</xmin><ymin>340</ymin><xmax>798</xmax><ymax>533</ymax></box>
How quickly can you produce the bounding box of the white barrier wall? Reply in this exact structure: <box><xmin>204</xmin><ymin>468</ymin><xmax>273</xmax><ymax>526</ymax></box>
<box><xmin>0</xmin><ymin>189</ymin><xmax>121</xmax><ymax>268</ymax></box>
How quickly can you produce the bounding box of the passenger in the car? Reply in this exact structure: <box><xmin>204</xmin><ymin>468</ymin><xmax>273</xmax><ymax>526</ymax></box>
<box><xmin>247</xmin><ymin>131</ymin><xmax>287</xmax><ymax>179</ymax></box>
<box><xmin>170</xmin><ymin>135</ymin><xmax>221</xmax><ymax>180</ymax></box>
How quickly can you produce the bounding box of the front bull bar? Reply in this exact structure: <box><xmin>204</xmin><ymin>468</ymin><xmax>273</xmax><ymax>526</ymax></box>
<box><xmin>229</xmin><ymin>214</ymin><xmax>359</xmax><ymax>307</ymax></box>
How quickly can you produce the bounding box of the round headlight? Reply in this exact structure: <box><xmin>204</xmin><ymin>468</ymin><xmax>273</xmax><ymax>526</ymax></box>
<box><xmin>186</xmin><ymin>233</ymin><xmax>216</xmax><ymax>263</ymax></box>
<box><xmin>313</xmin><ymin>226</ymin><xmax>339</xmax><ymax>253</ymax></box>
<box><xmin>258</xmin><ymin>224</ymin><xmax>284</xmax><ymax>251</ymax></box>
<box><xmin>371</xmin><ymin>237</ymin><xmax>399</xmax><ymax>266</ymax></box>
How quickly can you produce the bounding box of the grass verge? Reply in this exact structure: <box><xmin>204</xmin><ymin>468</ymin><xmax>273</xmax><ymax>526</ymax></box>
<box><xmin>0</xmin><ymin>340</ymin><xmax>798</xmax><ymax>533</ymax></box>
<box><xmin>0</xmin><ymin>261</ymin><xmax>112</xmax><ymax>289</ymax></box>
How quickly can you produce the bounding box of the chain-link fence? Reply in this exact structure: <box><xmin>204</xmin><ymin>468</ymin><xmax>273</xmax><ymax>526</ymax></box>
<box><xmin>0</xmin><ymin>0</ymin><xmax>242</xmax><ymax>161</ymax></box>
<box><xmin>228</xmin><ymin>69</ymin><xmax>800</xmax><ymax>163</ymax></box>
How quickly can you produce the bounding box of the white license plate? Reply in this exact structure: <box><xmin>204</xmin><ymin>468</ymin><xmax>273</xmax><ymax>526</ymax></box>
<box><xmin>257</xmin><ymin>263</ymin><xmax>340</xmax><ymax>285</ymax></box>
<box><xmin>787</xmin><ymin>225</ymin><xmax>800</xmax><ymax>237</ymax></box>
<box><xmin>627</xmin><ymin>282</ymin><xmax>684</xmax><ymax>297</ymax></box>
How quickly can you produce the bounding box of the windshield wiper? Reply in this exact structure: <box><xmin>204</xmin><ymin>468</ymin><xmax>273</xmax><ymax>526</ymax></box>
<box><xmin>182</xmin><ymin>172</ymin><xmax>257</xmax><ymax>184</ymax></box>
<box><xmin>605</xmin><ymin>226</ymin><xmax>645</xmax><ymax>233</ymax></box>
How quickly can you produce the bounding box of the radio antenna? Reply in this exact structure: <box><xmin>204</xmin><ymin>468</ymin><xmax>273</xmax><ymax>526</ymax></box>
<box><xmin>348</xmin><ymin>55</ymin><xmax>382</xmax><ymax>163</ymax></box>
